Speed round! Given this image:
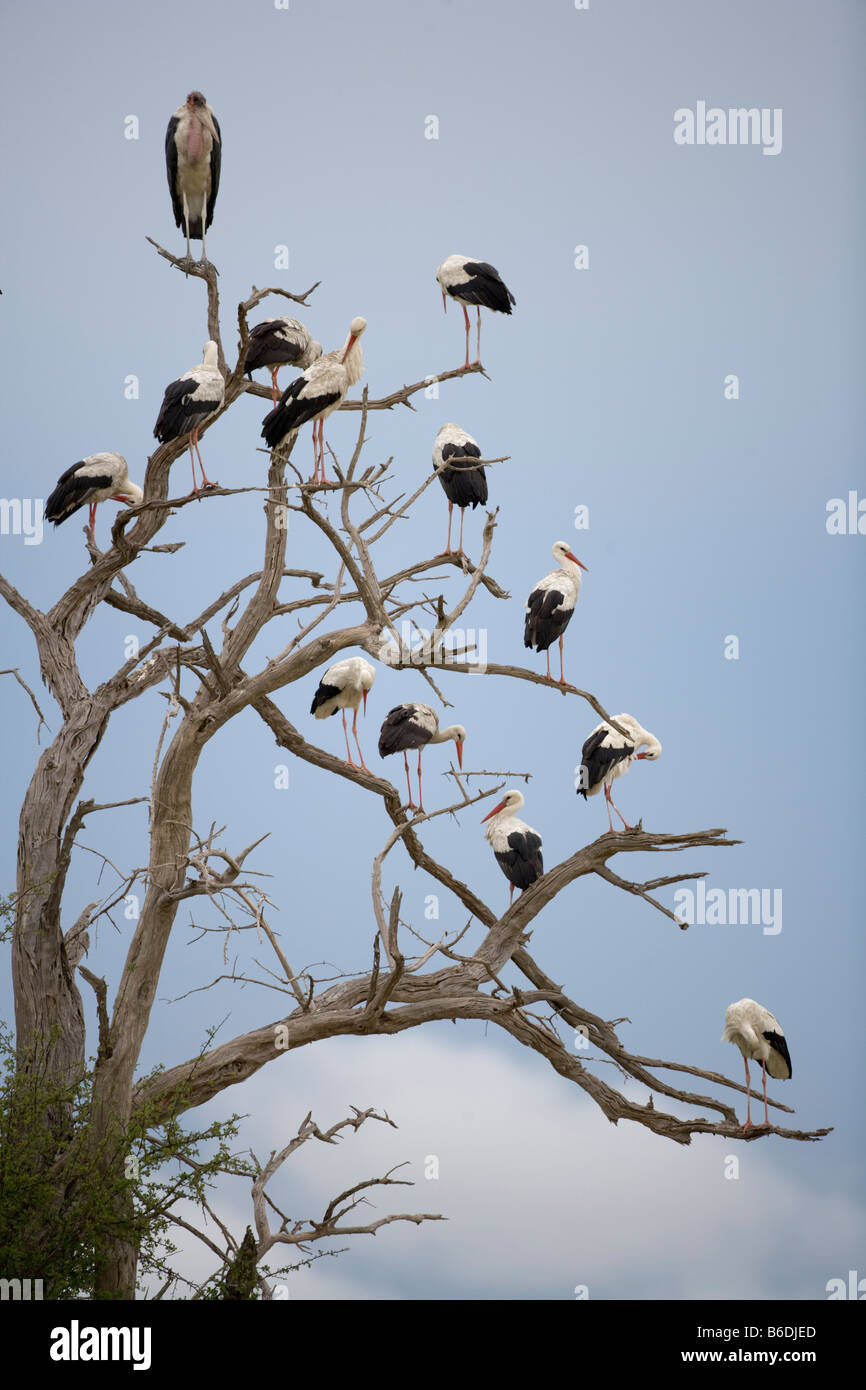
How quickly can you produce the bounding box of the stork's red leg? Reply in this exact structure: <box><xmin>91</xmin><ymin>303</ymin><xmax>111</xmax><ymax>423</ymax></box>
<box><xmin>341</xmin><ymin>708</ymin><xmax>355</xmax><ymax>765</ymax></box>
<box><xmin>188</xmin><ymin>434</ymin><xmax>200</xmax><ymax>492</ymax></box>
<box><xmin>193</xmin><ymin>427</ymin><xmax>218</xmax><ymax>489</ymax></box>
<box><xmin>320</xmin><ymin>420</ymin><xmax>330</xmax><ymax>484</ymax></box>
<box><xmin>270</xmin><ymin>368</ymin><xmax>279</xmax><ymax>407</ymax></box>
<box><xmin>474</xmin><ymin>305</ymin><xmax>482</xmax><ymax>364</ymax></box>
<box><xmin>604</xmin><ymin>785</ymin><xmax>615</xmax><ymax>834</ymax></box>
<box><xmin>559</xmin><ymin>635</ymin><xmax>566</xmax><ymax>684</ymax></box>
<box><xmin>311</xmin><ymin>419</ymin><xmax>328</xmax><ymax>485</ymax></box>
<box><xmin>436</xmin><ymin>502</ymin><xmax>454</xmax><ymax>557</ymax></box>
<box><xmin>742</xmin><ymin>1056</ymin><xmax>753</xmax><ymax>1130</ymax></box>
<box><xmin>312</xmin><ymin>420</ymin><xmax>320</xmax><ymax>483</ymax></box>
<box><xmin>609</xmin><ymin>792</ymin><xmax>632</xmax><ymax>832</ymax></box>
<box><xmin>761</xmin><ymin>1059</ymin><xmax>771</xmax><ymax>1127</ymax></box>
<box><xmin>417</xmin><ymin>748</ymin><xmax>424</xmax><ymax>813</ymax></box>
<box><xmin>88</xmin><ymin>501</ymin><xmax>97</xmax><ymax>537</ymax></box>
<box><xmin>462</xmin><ymin>304</ymin><xmax>471</xmax><ymax>371</ymax></box>
<box><xmin>545</xmin><ymin>648</ymin><xmax>552</xmax><ymax>680</ymax></box>
<box><xmin>457</xmin><ymin>507</ymin><xmax>465</xmax><ymax>555</ymax></box>
<box><xmin>509</xmin><ymin>883</ymin><xmax>515</xmax><ymax>908</ymax></box>
<box><xmin>403</xmin><ymin>751</ymin><xmax>415</xmax><ymax>808</ymax></box>
<box><xmin>352</xmin><ymin>706</ymin><xmax>369</xmax><ymax>771</ymax></box>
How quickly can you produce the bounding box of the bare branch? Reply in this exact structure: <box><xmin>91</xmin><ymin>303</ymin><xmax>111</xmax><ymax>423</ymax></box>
<box><xmin>0</xmin><ymin>666</ymin><xmax>49</xmax><ymax>740</ymax></box>
<box><xmin>79</xmin><ymin>966</ymin><xmax>111</xmax><ymax>1062</ymax></box>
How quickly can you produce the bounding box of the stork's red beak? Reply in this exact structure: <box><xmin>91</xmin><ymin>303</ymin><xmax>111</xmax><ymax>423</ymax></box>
<box><xmin>362</xmin><ymin>690</ymin><xmax>368</xmax><ymax>715</ymax></box>
<box><xmin>635</xmin><ymin>752</ymin><xmax>647</xmax><ymax>759</ymax></box>
<box><xmin>457</xmin><ymin>742</ymin><xmax>464</xmax><ymax>770</ymax></box>
<box><xmin>340</xmin><ymin>335</ymin><xmax>357</xmax><ymax>364</ymax></box>
<box><xmin>566</xmin><ymin>550</ymin><xmax>588</xmax><ymax>570</ymax></box>
<box><xmin>111</xmin><ymin>494</ymin><xmax>134</xmax><ymax>505</ymax></box>
<box><xmin>481</xmin><ymin>798</ymin><xmax>507</xmax><ymax>822</ymax></box>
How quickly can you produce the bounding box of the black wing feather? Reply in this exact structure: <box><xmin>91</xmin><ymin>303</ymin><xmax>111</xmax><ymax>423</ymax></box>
<box><xmin>763</xmin><ymin>1029</ymin><xmax>792</xmax><ymax>1079</ymax></box>
<box><xmin>45</xmin><ymin>466</ymin><xmax>114</xmax><ymax>526</ymax></box>
<box><xmin>437</xmin><ymin>441</ymin><xmax>488</xmax><ymax>509</ymax></box>
<box><xmin>577</xmin><ymin>728</ymin><xmax>635</xmax><ymax>798</ymax></box>
<box><xmin>206</xmin><ymin>115</ymin><xmax>221</xmax><ymax>229</ymax></box>
<box><xmin>245</xmin><ymin>321</ymin><xmax>304</xmax><ymax>375</ymax></box>
<box><xmin>523</xmin><ymin>587</ymin><xmax>572</xmax><ymax>652</ymax></box>
<box><xmin>165</xmin><ymin>116</ymin><xmax>182</xmax><ymax>227</ymax></box>
<box><xmin>53</xmin><ymin>460</ymin><xmax>91</xmax><ymax>488</ymax></box>
<box><xmin>453</xmin><ymin>261</ymin><xmax>516</xmax><ymax>314</ymax></box>
<box><xmin>310</xmin><ymin>681</ymin><xmax>341</xmax><ymax>716</ymax></box>
<box><xmin>378</xmin><ymin>705</ymin><xmax>431</xmax><ymax>757</ymax></box>
<box><xmin>261</xmin><ymin>378</ymin><xmax>341</xmax><ymax>449</ymax></box>
<box><xmin>154</xmin><ymin>377</ymin><xmax>214</xmax><ymax>443</ymax></box>
<box><xmin>495</xmin><ymin>830</ymin><xmax>543</xmax><ymax>890</ymax></box>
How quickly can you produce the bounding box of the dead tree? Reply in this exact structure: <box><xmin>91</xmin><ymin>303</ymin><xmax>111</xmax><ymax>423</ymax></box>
<box><xmin>0</xmin><ymin>244</ymin><xmax>830</xmax><ymax>1300</ymax></box>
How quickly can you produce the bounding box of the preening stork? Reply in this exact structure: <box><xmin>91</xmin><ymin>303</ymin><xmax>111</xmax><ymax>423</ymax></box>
<box><xmin>45</xmin><ymin>454</ymin><xmax>143</xmax><ymax>539</ymax></box>
<box><xmin>481</xmin><ymin>789</ymin><xmax>543</xmax><ymax>907</ymax></box>
<box><xmin>432</xmin><ymin>423</ymin><xmax>488</xmax><ymax>556</ymax></box>
<box><xmin>244</xmin><ymin>317</ymin><xmax>322</xmax><ymax>405</ymax></box>
<box><xmin>165</xmin><ymin>91</ymin><xmax>221</xmax><ymax>264</ymax></box>
<box><xmin>524</xmin><ymin>541</ymin><xmax>588</xmax><ymax>684</ymax></box>
<box><xmin>436</xmin><ymin>254</ymin><xmax>516</xmax><ymax>370</ymax></box>
<box><xmin>310</xmin><ymin>656</ymin><xmax>376</xmax><ymax>770</ymax></box>
<box><xmin>722</xmin><ymin>998</ymin><xmax>792</xmax><ymax>1130</ymax></box>
<box><xmin>261</xmin><ymin>317</ymin><xmax>366</xmax><ymax>483</ymax></box>
<box><xmin>378</xmin><ymin>703</ymin><xmax>466</xmax><ymax>812</ymax></box>
<box><xmin>578</xmin><ymin>714</ymin><xmax>662</xmax><ymax>833</ymax></box>
<box><xmin>154</xmin><ymin>340</ymin><xmax>225</xmax><ymax>491</ymax></box>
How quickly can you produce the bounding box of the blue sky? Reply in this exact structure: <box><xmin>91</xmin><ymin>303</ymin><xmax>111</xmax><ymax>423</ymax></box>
<box><xmin>1</xmin><ymin>0</ymin><xmax>864</xmax><ymax>1298</ymax></box>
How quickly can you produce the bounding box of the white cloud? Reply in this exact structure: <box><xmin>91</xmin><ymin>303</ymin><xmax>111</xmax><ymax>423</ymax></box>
<box><xmin>192</xmin><ymin>1028</ymin><xmax>861</xmax><ymax>1301</ymax></box>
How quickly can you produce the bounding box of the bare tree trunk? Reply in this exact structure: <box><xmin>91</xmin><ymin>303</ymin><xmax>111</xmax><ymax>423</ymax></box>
<box><xmin>14</xmin><ymin>720</ymin><xmax>108</xmax><ymax>1093</ymax></box>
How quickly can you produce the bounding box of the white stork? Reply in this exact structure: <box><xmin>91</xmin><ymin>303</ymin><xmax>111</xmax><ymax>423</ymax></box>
<box><xmin>244</xmin><ymin>317</ymin><xmax>322</xmax><ymax>405</ymax></box>
<box><xmin>481</xmin><ymin>789</ymin><xmax>544</xmax><ymax>907</ymax></box>
<box><xmin>578</xmin><ymin>714</ymin><xmax>662</xmax><ymax>833</ymax></box>
<box><xmin>310</xmin><ymin>656</ymin><xmax>376</xmax><ymax>769</ymax></box>
<box><xmin>45</xmin><ymin>454</ymin><xmax>143</xmax><ymax>539</ymax></box>
<box><xmin>432</xmin><ymin>423</ymin><xmax>488</xmax><ymax>556</ymax></box>
<box><xmin>722</xmin><ymin>998</ymin><xmax>792</xmax><ymax>1130</ymax></box>
<box><xmin>165</xmin><ymin>92</ymin><xmax>221</xmax><ymax>264</ymax></box>
<box><xmin>524</xmin><ymin>541</ymin><xmax>588</xmax><ymax>684</ymax></box>
<box><xmin>436</xmin><ymin>254</ymin><xmax>516</xmax><ymax>370</ymax></box>
<box><xmin>261</xmin><ymin>317</ymin><xmax>366</xmax><ymax>483</ymax></box>
<box><xmin>154</xmin><ymin>340</ymin><xmax>225</xmax><ymax>491</ymax></box>
<box><xmin>378</xmin><ymin>703</ymin><xmax>466</xmax><ymax>812</ymax></box>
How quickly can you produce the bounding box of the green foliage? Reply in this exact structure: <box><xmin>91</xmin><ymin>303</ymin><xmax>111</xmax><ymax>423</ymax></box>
<box><xmin>0</xmin><ymin>1025</ymin><xmax>255</xmax><ymax>1300</ymax></box>
<box><xmin>0</xmin><ymin>895</ymin><xmax>12</xmax><ymax>946</ymax></box>
<box><xmin>0</xmin><ymin>1026</ymin><xmax>139</xmax><ymax>1298</ymax></box>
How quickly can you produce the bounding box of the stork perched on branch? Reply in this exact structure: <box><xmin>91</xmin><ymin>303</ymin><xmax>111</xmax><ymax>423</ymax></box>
<box><xmin>481</xmin><ymin>789</ymin><xmax>543</xmax><ymax>907</ymax></box>
<box><xmin>524</xmin><ymin>541</ymin><xmax>588</xmax><ymax>684</ymax></box>
<box><xmin>165</xmin><ymin>91</ymin><xmax>221</xmax><ymax>264</ymax></box>
<box><xmin>154</xmin><ymin>341</ymin><xmax>225</xmax><ymax>491</ymax></box>
<box><xmin>261</xmin><ymin>317</ymin><xmax>366</xmax><ymax>483</ymax></box>
<box><xmin>722</xmin><ymin>998</ymin><xmax>792</xmax><ymax>1130</ymax></box>
<box><xmin>436</xmin><ymin>254</ymin><xmax>515</xmax><ymax>370</ymax></box>
<box><xmin>578</xmin><ymin>714</ymin><xmax>662</xmax><ymax>833</ymax></box>
<box><xmin>244</xmin><ymin>317</ymin><xmax>322</xmax><ymax>406</ymax></box>
<box><xmin>432</xmin><ymin>423</ymin><xmax>488</xmax><ymax>556</ymax></box>
<box><xmin>311</xmin><ymin>656</ymin><xmax>376</xmax><ymax>770</ymax></box>
<box><xmin>45</xmin><ymin>454</ymin><xmax>143</xmax><ymax>539</ymax></box>
<box><xmin>378</xmin><ymin>703</ymin><xmax>466</xmax><ymax>812</ymax></box>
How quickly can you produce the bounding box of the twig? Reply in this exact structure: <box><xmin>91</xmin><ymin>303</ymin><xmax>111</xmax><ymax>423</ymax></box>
<box><xmin>0</xmin><ymin>667</ymin><xmax>49</xmax><ymax>741</ymax></box>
